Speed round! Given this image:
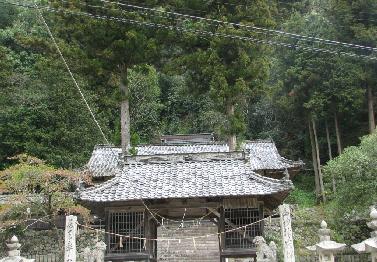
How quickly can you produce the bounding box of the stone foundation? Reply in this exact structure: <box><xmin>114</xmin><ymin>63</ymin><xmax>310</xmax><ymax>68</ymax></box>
<box><xmin>0</xmin><ymin>229</ymin><xmax>105</xmax><ymax>258</ymax></box>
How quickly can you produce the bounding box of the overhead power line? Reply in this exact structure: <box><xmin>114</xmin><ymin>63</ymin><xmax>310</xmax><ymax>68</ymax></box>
<box><xmin>2</xmin><ymin>0</ymin><xmax>377</xmax><ymax>62</ymax></box>
<box><xmin>100</xmin><ymin>0</ymin><xmax>377</xmax><ymax>52</ymax></box>
<box><xmin>37</xmin><ymin>5</ymin><xmax>377</xmax><ymax>60</ymax></box>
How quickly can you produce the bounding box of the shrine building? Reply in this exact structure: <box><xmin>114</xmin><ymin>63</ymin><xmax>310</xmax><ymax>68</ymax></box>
<box><xmin>78</xmin><ymin>134</ymin><xmax>303</xmax><ymax>261</ymax></box>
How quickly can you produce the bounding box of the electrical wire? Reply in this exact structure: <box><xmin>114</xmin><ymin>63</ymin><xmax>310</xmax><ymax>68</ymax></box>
<box><xmin>3</xmin><ymin>1</ymin><xmax>377</xmax><ymax>61</ymax></box>
<box><xmin>43</xmin><ymin>5</ymin><xmax>377</xmax><ymax>61</ymax></box>
<box><xmin>55</xmin><ymin>0</ymin><xmax>377</xmax><ymax>59</ymax></box>
<box><xmin>100</xmin><ymin>0</ymin><xmax>377</xmax><ymax>52</ymax></box>
<box><xmin>5</xmin><ymin>1</ymin><xmax>376</xmax><ymax>62</ymax></box>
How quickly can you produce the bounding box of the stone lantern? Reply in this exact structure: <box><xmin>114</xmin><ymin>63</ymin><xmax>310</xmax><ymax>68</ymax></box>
<box><xmin>306</xmin><ymin>220</ymin><xmax>347</xmax><ymax>262</ymax></box>
<box><xmin>352</xmin><ymin>208</ymin><xmax>377</xmax><ymax>262</ymax></box>
<box><xmin>0</xmin><ymin>236</ymin><xmax>34</xmax><ymax>262</ymax></box>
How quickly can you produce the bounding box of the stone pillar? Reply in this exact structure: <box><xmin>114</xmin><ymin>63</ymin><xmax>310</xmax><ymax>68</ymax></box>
<box><xmin>83</xmin><ymin>247</ymin><xmax>93</xmax><ymax>262</ymax></box>
<box><xmin>279</xmin><ymin>204</ymin><xmax>295</xmax><ymax>262</ymax></box>
<box><xmin>64</xmin><ymin>215</ymin><xmax>78</xmax><ymax>262</ymax></box>
<box><xmin>352</xmin><ymin>208</ymin><xmax>377</xmax><ymax>262</ymax></box>
<box><xmin>94</xmin><ymin>241</ymin><xmax>107</xmax><ymax>262</ymax></box>
<box><xmin>0</xmin><ymin>236</ymin><xmax>34</xmax><ymax>262</ymax></box>
<box><xmin>83</xmin><ymin>241</ymin><xmax>107</xmax><ymax>262</ymax></box>
<box><xmin>306</xmin><ymin>221</ymin><xmax>346</xmax><ymax>262</ymax></box>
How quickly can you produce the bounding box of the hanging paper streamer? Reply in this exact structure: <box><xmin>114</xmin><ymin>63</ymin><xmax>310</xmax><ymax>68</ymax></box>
<box><xmin>193</xmin><ymin>238</ymin><xmax>196</xmax><ymax>249</ymax></box>
<box><xmin>162</xmin><ymin>218</ymin><xmax>164</xmax><ymax>226</ymax></box>
<box><xmin>181</xmin><ymin>208</ymin><xmax>186</xmax><ymax>228</ymax></box>
<box><xmin>119</xmin><ymin>236</ymin><xmax>123</xmax><ymax>248</ymax></box>
<box><xmin>143</xmin><ymin>239</ymin><xmax>146</xmax><ymax>250</ymax></box>
<box><xmin>96</xmin><ymin>229</ymin><xmax>99</xmax><ymax>242</ymax></box>
<box><xmin>243</xmin><ymin>226</ymin><xmax>247</xmax><ymax>238</ymax></box>
<box><xmin>167</xmin><ymin>240</ymin><xmax>170</xmax><ymax>252</ymax></box>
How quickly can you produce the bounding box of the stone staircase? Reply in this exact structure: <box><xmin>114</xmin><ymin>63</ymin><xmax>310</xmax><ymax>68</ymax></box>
<box><xmin>157</xmin><ymin>220</ymin><xmax>220</xmax><ymax>261</ymax></box>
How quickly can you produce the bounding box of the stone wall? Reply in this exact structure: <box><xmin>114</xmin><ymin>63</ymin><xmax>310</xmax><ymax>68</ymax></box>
<box><xmin>0</xmin><ymin>229</ymin><xmax>105</xmax><ymax>257</ymax></box>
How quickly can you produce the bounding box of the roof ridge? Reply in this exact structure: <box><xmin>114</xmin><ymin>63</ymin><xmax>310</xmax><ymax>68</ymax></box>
<box><xmin>79</xmin><ymin>176</ymin><xmax>120</xmax><ymax>196</ymax></box>
<box><xmin>94</xmin><ymin>144</ymin><xmax>119</xmax><ymax>148</ymax></box>
<box><xmin>137</xmin><ymin>142</ymin><xmax>227</xmax><ymax>147</ymax></box>
<box><xmin>248</xmin><ymin>170</ymin><xmax>292</xmax><ymax>185</ymax></box>
<box><xmin>244</xmin><ymin>139</ymin><xmax>274</xmax><ymax>143</ymax></box>
<box><xmin>124</xmin><ymin>158</ymin><xmax>245</xmax><ymax>166</ymax></box>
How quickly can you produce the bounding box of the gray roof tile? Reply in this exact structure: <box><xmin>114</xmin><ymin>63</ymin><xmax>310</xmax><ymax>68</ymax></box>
<box><xmin>79</xmin><ymin>159</ymin><xmax>293</xmax><ymax>202</ymax></box>
<box><xmin>85</xmin><ymin>141</ymin><xmax>303</xmax><ymax>178</ymax></box>
<box><xmin>243</xmin><ymin>141</ymin><xmax>303</xmax><ymax>170</ymax></box>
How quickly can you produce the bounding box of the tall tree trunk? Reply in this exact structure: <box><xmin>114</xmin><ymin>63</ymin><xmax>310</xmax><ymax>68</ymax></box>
<box><xmin>325</xmin><ymin>120</ymin><xmax>336</xmax><ymax>192</ymax></box>
<box><xmin>308</xmin><ymin>120</ymin><xmax>320</xmax><ymax>199</ymax></box>
<box><xmin>325</xmin><ymin>121</ymin><xmax>333</xmax><ymax>160</ymax></box>
<box><xmin>367</xmin><ymin>83</ymin><xmax>376</xmax><ymax>134</ymax></box>
<box><xmin>120</xmin><ymin>65</ymin><xmax>130</xmax><ymax>155</ymax></box>
<box><xmin>227</xmin><ymin>103</ymin><xmax>236</xmax><ymax>151</ymax></box>
<box><xmin>312</xmin><ymin>118</ymin><xmax>326</xmax><ymax>202</ymax></box>
<box><xmin>334</xmin><ymin>112</ymin><xmax>342</xmax><ymax>155</ymax></box>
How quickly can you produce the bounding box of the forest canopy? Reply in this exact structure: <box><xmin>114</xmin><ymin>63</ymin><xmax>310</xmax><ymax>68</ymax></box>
<box><xmin>0</xmin><ymin>0</ymin><xmax>375</xmax><ymax>169</ymax></box>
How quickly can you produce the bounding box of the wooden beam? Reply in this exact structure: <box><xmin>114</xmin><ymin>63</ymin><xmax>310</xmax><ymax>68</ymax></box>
<box><xmin>218</xmin><ymin>206</ymin><xmax>225</xmax><ymax>253</ymax></box>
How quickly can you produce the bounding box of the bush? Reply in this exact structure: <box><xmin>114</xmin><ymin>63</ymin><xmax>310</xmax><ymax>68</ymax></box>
<box><xmin>323</xmin><ymin>131</ymin><xmax>377</xmax><ymax>242</ymax></box>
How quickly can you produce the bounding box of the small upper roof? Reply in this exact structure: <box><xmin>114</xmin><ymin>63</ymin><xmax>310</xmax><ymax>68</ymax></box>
<box><xmin>244</xmin><ymin>141</ymin><xmax>301</xmax><ymax>171</ymax></box>
<box><xmin>79</xmin><ymin>158</ymin><xmax>293</xmax><ymax>203</ymax></box>
<box><xmin>160</xmin><ymin>133</ymin><xmax>215</xmax><ymax>144</ymax></box>
<box><xmin>85</xmin><ymin>140</ymin><xmax>303</xmax><ymax>178</ymax></box>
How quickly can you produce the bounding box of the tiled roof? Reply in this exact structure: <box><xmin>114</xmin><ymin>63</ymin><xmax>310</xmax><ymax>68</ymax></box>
<box><xmin>79</xmin><ymin>159</ymin><xmax>293</xmax><ymax>202</ymax></box>
<box><xmin>243</xmin><ymin>141</ymin><xmax>303</xmax><ymax>170</ymax></box>
<box><xmin>86</xmin><ymin>145</ymin><xmax>121</xmax><ymax>178</ymax></box>
<box><xmin>160</xmin><ymin>133</ymin><xmax>215</xmax><ymax>144</ymax></box>
<box><xmin>85</xmin><ymin>144</ymin><xmax>229</xmax><ymax>178</ymax></box>
<box><xmin>85</xmin><ymin>141</ymin><xmax>303</xmax><ymax>178</ymax></box>
<box><xmin>137</xmin><ymin>144</ymin><xmax>229</xmax><ymax>155</ymax></box>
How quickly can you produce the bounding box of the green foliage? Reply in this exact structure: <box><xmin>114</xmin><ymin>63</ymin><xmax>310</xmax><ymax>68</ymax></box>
<box><xmin>129</xmin><ymin>65</ymin><xmax>163</xmax><ymax>141</ymax></box>
<box><xmin>285</xmin><ymin>174</ymin><xmax>317</xmax><ymax>207</ymax></box>
<box><xmin>0</xmin><ymin>154</ymin><xmax>91</xmax><ymax>230</ymax></box>
<box><xmin>324</xmin><ymin>131</ymin><xmax>377</xmax><ymax>218</ymax></box>
<box><xmin>321</xmin><ymin>131</ymin><xmax>377</xmax><ymax>244</ymax></box>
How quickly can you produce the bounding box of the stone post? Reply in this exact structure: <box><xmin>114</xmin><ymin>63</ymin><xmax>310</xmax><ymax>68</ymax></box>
<box><xmin>83</xmin><ymin>241</ymin><xmax>106</xmax><ymax>262</ymax></box>
<box><xmin>306</xmin><ymin>221</ymin><xmax>346</xmax><ymax>262</ymax></box>
<box><xmin>83</xmin><ymin>247</ymin><xmax>93</xmax><ymax>262</ymax></box>
<box><xmin>64</xmin><ymin>215</ymin><xmax>78</xmax><ymax>262</ymax></box>
<box><xmin>352</xmin><ymin>208</ymin><xmax>377</xmax><ymax>262</ymax></box>
<box><xmin>279</xmin><ymin>204</ymin><xmax>295</xmax><ymax>262</ymax></box>
<box><xmin>0</xmin><ymin>236</ymin><xmax>34</xmax><ymax>262</ymax></box>
<box><xmin>94</xmin><ymin>241</ymin><xmax>107</xmax><ymax>262</ymax></box>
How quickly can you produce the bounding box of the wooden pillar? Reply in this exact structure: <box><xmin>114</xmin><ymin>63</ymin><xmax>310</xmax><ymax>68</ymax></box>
<box><xmin>144</xmin><ymin>211</ymin><xmax>157</xmax><ymax>260</ymax></box>
<box><xmin>259</xmin><ymin>202</ymin><xmax>264</xmax><ymax>236</ymax></box>
<box><xmin>64</xmin><ymin>215</ymin><xmax>77</xmax><ymax>262</ymax></box>
<box><xmin>106</xmin><ymin>211</ymin><xmax>111</xmax><ymax>255</ymax></box>
<box><xmin>279</xmin><ymin>204</ymin><xmax>295</xmax><ymax>262</ymax></box>
<box><xmin>218</xmin><ymin>206</ymin><xmax>225</xmax><ymax>262</ymax></box>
